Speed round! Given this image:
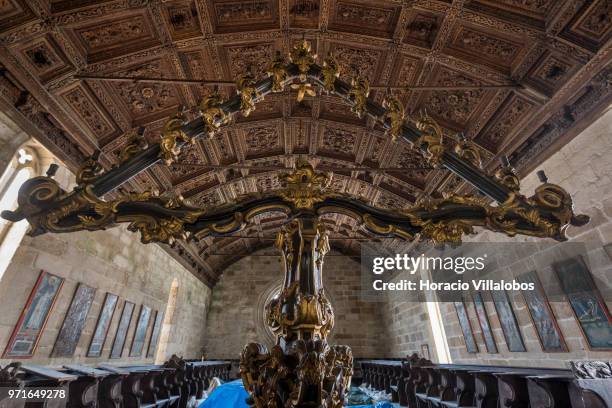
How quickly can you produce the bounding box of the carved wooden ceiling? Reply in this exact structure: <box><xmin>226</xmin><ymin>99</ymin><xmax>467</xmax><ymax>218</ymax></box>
<box><xmin>0</xmin><ymin>0</ymin><xmax>610</xmax><ymax>286</ymax></box>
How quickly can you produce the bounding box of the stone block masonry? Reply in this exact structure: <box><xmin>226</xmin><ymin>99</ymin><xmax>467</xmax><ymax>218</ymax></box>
<box><xmin>204</xmin><ymin>250</ymin><xmax>388</xmax><ymax>359</ymax></box>
<box><xmin>0</xmin><ymin>225</ymin><xmax>211</xmax><ymax>366</ymax></box>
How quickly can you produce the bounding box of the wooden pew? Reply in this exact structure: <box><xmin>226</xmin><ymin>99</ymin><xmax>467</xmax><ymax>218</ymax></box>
<box><xmin>61</xmin><ymin>365</ymin><xmax>109</xmax><ymax>408</ymax></box>
<box><xmin>361</xmin><ymin>358</ymin><xmax>612</xmax><ymax>408</ymax></box>
<box><xmin>567</xmin><ymin>361</ymin><xmax>612</xmax><ymax>408</ymax></box>
<box><xmin>20</xmin><ymin>365</ymin><xmax>76</xmax><ymax>408</ymax></box>
<box><xmin>96</xmin><ymin>365</ymin><xmax>130</xmax><ymax>408</ymax></box>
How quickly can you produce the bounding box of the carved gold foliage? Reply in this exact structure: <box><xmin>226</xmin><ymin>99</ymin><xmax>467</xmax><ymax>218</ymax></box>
<box><xmin>159</xmin><ymin>110</ymin><xmax>193</xmax><ymax>165</ymax></box>
<box><xmin>348</xmin><ymin>77</ymin><xmax>370</xmax><ymax>119</ymax></box>
<box><xmin>290</xmin><ymin>82</ymin><xmax>316</xmax><ymax>102</ymax></box>
<box><xmin>267</xmin><ymin>51</ymin><xmax>288</xmax><ymax>93</ymax></box>
<box><xmin>415</xmin><ymin>113</ymin><xmax>444</xmax><ymax>167</ymax></box>
<box><xmin>495</xmin><ymin>164</ymin><xmax>520</xmax><ymax>191</ymax></box>
<box><xmin>321</xmin><ymin>54</ymin><xmax>340</xmax><ymax>93</ymax></box>
<box><xmin>127</xmin><ymin>216</ymin><xmax>189</xmax><ymax>244</ymax></box>
<box><xmin>278</xmin><ymin>161</ymin><xmax>333</xmax><ymax>209</ymax></box>
<box><xmin>199</xmin><ymin>90</ymin><xmax>229</xmax><ymax>137</ymax></box>
<box><xmin>119</xmin><ymin>131</ymin><xmax>149</xmax><ymax>163</ymax></box>
<box><xmin>289</xmin><ymin>39</ymin><xmax>316</xmax><ymax>81</ymax></box>
<box><xmin>416</xmin><ymin>219</ymin><xmax>476</xmax><ymax>245</ymax></box>
<box><xmin>382</xmin><ymin>94</ymin><xmax>405</xmax><ymax>142</ymax></box>
<box><xmin>236</xmin><ymin>71</ymin><xmax>260</xmax><ymax>117</ymax></box>
<box><xmin>76</xmin><ymin>156</ymin><xmax>104</xmax><ymax>186</ymax></box>
<box><xmin>454</xmin><ymin>135</ymin><xmax>482</xmax><ymax>169</ymax></box>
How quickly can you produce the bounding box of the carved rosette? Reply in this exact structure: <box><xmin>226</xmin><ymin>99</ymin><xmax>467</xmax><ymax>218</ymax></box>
<box><xmin>240</xmin><ymin>218</ymin><xmax>353</xmax><ymax>408</ymax></box>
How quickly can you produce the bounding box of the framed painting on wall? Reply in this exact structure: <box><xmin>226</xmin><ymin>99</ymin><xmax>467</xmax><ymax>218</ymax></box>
<box><xmin>471</xmin><ymin>292</ymin><xmax>497</xmax><ymax>353</ymax></box>
<box><xmin>518</xmin><ymin>271</ymin><xmax>568</xmax><ymax>352</ymax></box>
<box><xmin>553</xmin><ymin>257</ymin><xmax>612</xmax><ymax>350</ymax></box>
<box><xmin>129</xmin><ymin>305</ymin><xmax>151</xmax><ymax>357</ymax></box>
<box><xmin>87</xmin><ymin>293</ymin><xmax>118</xmax><ymax>357</ymax></box>
<box><xmin>51</xmin><ymin>283</ymin><xmax>96</xmax><ymax>357</ymax></box>
<box><xmin>110</xmin><ymin>301</ymin><xmax>134</xmax><ymax>358</ymax></box>
<box><xmin>2</xmin><ymin>270</ymin><xmax>64</xmax><ymax>358</ymax></box>
<box><xmin>491</xmin><ymin>290</ymin><xmax>526</xmax><ymax>352</ymax></box>
<box><xmin>147</xmin><ymin>310</ymin><xmax>164</xmax><ymax>358</ymax></box>
<box><xmin>454</xmin><ymin>299</ymin><xmax>478</xmax><ymax>353</ymax></box>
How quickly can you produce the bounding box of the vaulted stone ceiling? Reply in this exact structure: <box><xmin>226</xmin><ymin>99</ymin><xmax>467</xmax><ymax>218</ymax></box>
<box><xmin>0</xmin><ymin>0</ymin><xmax>610</xmax><ymax>286</ymax></box>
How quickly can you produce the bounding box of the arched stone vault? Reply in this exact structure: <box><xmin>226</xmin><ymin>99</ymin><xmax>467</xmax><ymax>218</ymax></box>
<box><xmin>0</xmin><ymin>0</ymin><xmax>610</xmax><ymax>285</ymax></box>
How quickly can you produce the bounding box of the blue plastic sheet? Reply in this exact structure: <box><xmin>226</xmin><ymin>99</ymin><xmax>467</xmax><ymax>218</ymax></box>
<box><xmin>201</xmin><ymin>380</ymin><xmax>249</xmax><ymax>408</ymax></box>
<box><xmin>199</xmin><ymin>380</ymin><xmax>394</xmax><ymax>408</ymax></box>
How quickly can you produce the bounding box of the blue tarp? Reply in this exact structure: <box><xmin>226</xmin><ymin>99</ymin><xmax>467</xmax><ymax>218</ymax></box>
<box><xmin>200</xmin><ymin>380</ymin><xmax>394</xmax><ymax>408</ymax></box>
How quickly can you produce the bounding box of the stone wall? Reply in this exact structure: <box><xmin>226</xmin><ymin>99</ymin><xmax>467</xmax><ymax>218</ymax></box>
<box><xmin>204</xmin><ymin>249</ymin><xmax>387</xmax><ymax>359</ymax></box>
<box><xmin>379</xmin><ymin>278</ymin><xmax>435</xmax><ymax>359</ymax></box>
<box><xmin>0</xmin><ymin>226</ymin><xmax>211</xmax><ymax>366</ymax></box>
<box><xmin>439</xmin><ymin>107</ymin><xmax>612</xmax><ymax>367</ymax></box>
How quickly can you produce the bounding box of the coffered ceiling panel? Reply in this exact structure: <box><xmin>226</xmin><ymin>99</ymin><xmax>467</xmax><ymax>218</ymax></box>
<box><xmin>0</xmin><ymin>0</ymin><xmax>609</xmax><ymax>286</ymax></box>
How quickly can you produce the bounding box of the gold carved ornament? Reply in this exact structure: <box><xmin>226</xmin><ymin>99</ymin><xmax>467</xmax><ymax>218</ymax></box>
<box><xmin>119</xmin><ymin>130</ymin><xmax>149</xmax><ymax>163</ymax></box>
<box><xmin>240</xmin><ymin>219</ymin><xmax>352</xmax><ymax>408</ymax></box>
<box><xmin>289</xmin><ymin>40</ymin><xmax>317</xmax><ymax>102</ymax></box>
<box><xmin>382</xmin><ymin>94</ymin><xmax>405</xmax><ymax>142</ymax></box>
<box><xmin>199</xmin><ymin>89</ymin><xmax>229</xmax><ymax>137</ymax></box>
<box><xmin>414</xmin><ymin>113</ymin><xmax>445</xmax><ymax>167</ymax></box>
<box><xmin>236</xmin><ymin>71</ymin><xmax>260</xmax><ymax>117</ymax></box>
<box><xmin>278</xmin><ymin>161</ymin><xmax>333</xmax><ymax>210</ymax></box>
<box><xmin>159</xmin><ymin>110</ymin><xmax>193</xmax><ymax>166</ymax></box>
<box><xmin>349</xmin><ymin>77</ymin><xmax>370</xmax><ymax>119</ymax></box>
<box><xmin>267</xmin><ymin>51</ymin><xmax>288</xmax><ymax>93</ymax></box>
<box><xmin>321</xmin><ymin>54</ymin><xmax>340</xmax><ymax>93</ymax></box>
<box><xmin>454</xmin><ymin>134</ymin><xmax>482</xmax><ymax>169</ymax></box>
<box><xmin>289</xmin><ymin>39</ymin><xmax>316</xmax><ymax>81</ymax></box>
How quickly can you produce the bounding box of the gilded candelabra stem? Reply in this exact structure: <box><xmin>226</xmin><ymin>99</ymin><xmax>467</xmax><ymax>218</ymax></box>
<box><xmin>240</xmin><ymin>217</ymin><xmax>352</xmax><ymax>408</ymax></box>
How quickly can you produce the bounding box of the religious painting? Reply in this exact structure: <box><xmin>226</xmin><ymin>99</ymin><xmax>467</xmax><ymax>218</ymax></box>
<box><xmin>51</xmin><ymin>283</ymin><xmax>96</xmax><ymax>357</ymax></box>
<box><xmin>491</xmin><ymin>290</ymin><xmax>526</xmax><ymax>352</ymax></box>
<box><xmin>147</xmin><ymin>310</ymin><xmax>164</xmax><ymax>358</ymax></box>
<box><xmin>454</xmin><ymin>299</ymin><xmax>478</xmax><ymax>353</ymax></box>
<box><xmin>471</xmin><ymin>292</ymin><xmax>497</xmax><ymax>353</ymax></box>
<box><xmin>420</xmin><ymin>344</ymin><xmax>430</xmax><ymax>360</ymax></box>
<box><xmin>518</xmin><ymin>271</ymin><xmax>568</xmax><ymax>352</ymax></box>
<box><xmin>554</xmin><ymin>257</ymin><xmax>612</xmax><ymax>350</ymax></box>
<box><xmin>87</xmin><ymin>293</ymin><xmax>118</xmax><ymax>357</ymax></box>
<box><xmin>2</xmin><ymin>271</ymin><xmax>64</xmax><ymax>358</ymax></box>
<box><xmin>129</xmin><ymin>305</ymin><xmax>151</xmax><ymax>357</ymax></box>
<box><xmin>110</xmin><ymin>301</ymin><xmax>134</xmax><ymax>358</ymax></box>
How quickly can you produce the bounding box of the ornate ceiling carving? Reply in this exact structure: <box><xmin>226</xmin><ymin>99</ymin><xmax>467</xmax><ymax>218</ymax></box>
<box><xmin>0</xmin><ymin>0</ymin><xmax>610</xmax><ymax>286</ymax></box>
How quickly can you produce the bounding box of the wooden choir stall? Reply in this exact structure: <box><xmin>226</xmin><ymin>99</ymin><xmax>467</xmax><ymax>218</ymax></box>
<box><xmin>0</xmin><ymin>357</ymin><xmax>231</xmax><ymax>408</ymax></box>
<box><xmin>358</xmin><ymin>356</ymin><xmax>612</xmax><ymax>408</ymax></box>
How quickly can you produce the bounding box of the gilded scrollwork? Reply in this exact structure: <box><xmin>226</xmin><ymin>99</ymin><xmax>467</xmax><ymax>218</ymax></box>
<box><xmin>236</xmin><ymin>71</ymin><xmax>260</xmax><ymax>117</ymax></box>
<box><xmin>199</xmin><ymin>89</ymin><xmax>229</xmax><ymax>137</ymax></box>
<box><xmin>267</xmin><ymin>51</ymin><xmax>288</xmax><ymax>93</ymax></box>
<box><xmin>382</xmin><ymin>94</ymin><xmax>405</xmax><ymax>142</ymax></box>
<box><xmin>289</xmin><ymin>39</ymin><xmax>316</xmax><ymax>81</ymax></box>
<box><xmin>348</xmin><ymin>77</ymin><xmax>370</xmax><ymax>119</ymax></box>
<box><xmin>76</xmin><ymin>154</ymin><xmax>104</xmax><ymax>186</ymax></box>
<box><xmin>159</xmin><ymin>110</ymin><xmax>193</xmax><ymax>166</ymax></box>
<box><xmin>321</xmin><ymin>54</ymin><xmax>340</xmax><ymax>93</ymax></box>
<box><xmin>495</xmin><ymin>162</ymin><xmax>521</xmax><ymax>191</ymax></box>
<box><xmin>278</xmin><ymin>161</ymin><xmax>333</xmax><ymax>209</ymax></box>
<box><xmin>415</xmin><ymin>113</ymin><xmax>444</xmax><ymax>167</ymax></box>
<box><xmin>454</xmin><ymin>134</ymin><xmax>482</xmax><ymax>169</ymax></box>
<box><xmin>119</xmin><ymin>130</ymin><xmax>149</xmax><ymax>163</ymax></box>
